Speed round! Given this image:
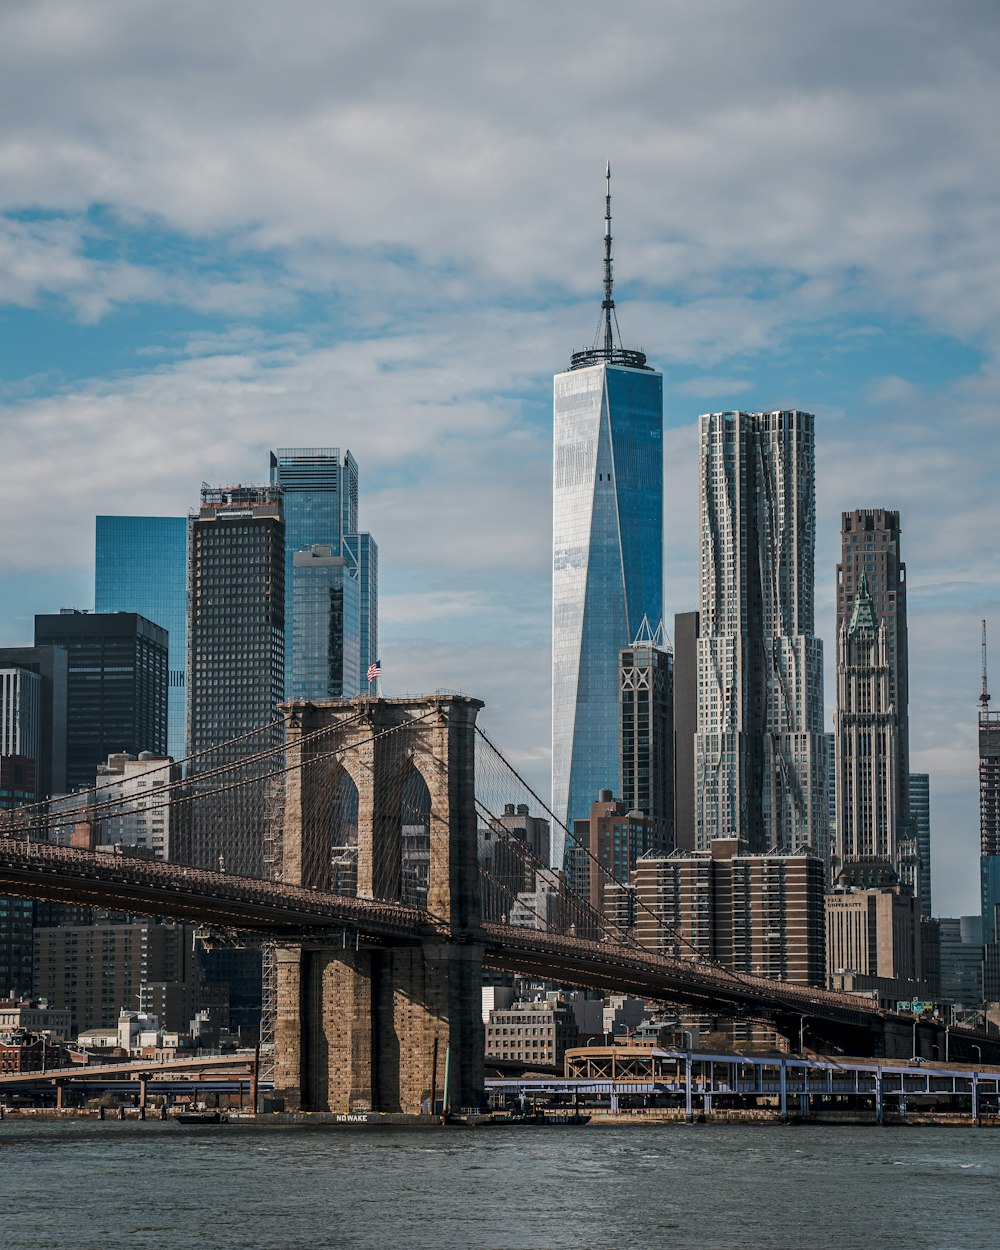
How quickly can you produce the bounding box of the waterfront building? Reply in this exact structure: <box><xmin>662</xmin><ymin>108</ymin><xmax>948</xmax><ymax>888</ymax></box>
<box><xmin>95</xmin><ymin>515</ymin><xmax>188</xmax><ymax>762</ymax></box>
<box><xmin>672</xmin><ymin>611</ymin><xmax>699</xmax><ymax>852</ymax></box>
<box><xmin>0</xmin><ymin>646</ymin><xmax>68</xmax><ymax>798</ymax></box>
<box><xmin>695</xmin><ymin>410</ymin><xmax>825</xmax><ymax>854</ymax></box>
<box><xmin>0</xmin><ymin>997</ymin><xmax>72</xmax><ymax>1039</ymax></box>
<box><xmin>0</xmin><ymin>1030</ymin><xmax>47</xmax><ymax>1074</ymax></box>
<box><xmin>184</xmin><ymin>484</ymin><xmax>284</xmax><ymax>877</ymax></box>
<box><xmin>551</xmin><ymin>166</ymin><xmax>663</xmax><ymax>853</ymax></box>
<box><xmin>34</xmin><ymin>612</ymin><xmax>167</xmax><ymax>794</ymax></box>
<box><xmin>909</xmin><ymin>773</ymin><xmax>932</xmax><ymax>918</ymax></box>
<box><xmin>270</xmin><ymin>449</ymin><xmax>378</xmax><ymax>697</ymax></box>
<box><xmin>620</xmin><ymin>620</ymin><xmax>674</xmax><ymax>852</ymax></box>
<box><xmin>633</xmin><ymin>837</ymin><xmax>826</xmax><ymax>987</ymax></box>
<box><xmin>485</xmin><ymin>997</ymin><xmax>579</xmax><ymax>1068</ymax></box>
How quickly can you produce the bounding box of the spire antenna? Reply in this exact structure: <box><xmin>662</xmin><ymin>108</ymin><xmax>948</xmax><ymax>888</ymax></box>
<box><xmin>568</xmin><ymin>162</ymin><xmax>649</xmax><ymax>371</ymax></box>
<box><xmin>982</xmin><ymin>619</ymin><xmax>990</xmax><ymax>708</ymax></box>
<box><xmin>603</xmin><ymin>160</ymin><xmax>615</xmax><ymax>355</ymax></box>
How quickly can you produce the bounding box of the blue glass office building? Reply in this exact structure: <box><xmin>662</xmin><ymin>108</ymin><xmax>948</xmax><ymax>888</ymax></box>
<box><xmin>551</xmin><ymin>360</ymin><xmax>663</xmax><ymax>853</ymax></box>
<box><xmin>270</xmin><ymin>448</ymin><xmax>378</xmax><ymax>699</ymax></box>
<box><xmin>291</xmin><ymin>546</ymin><xmax>361</xmax><ymax>699</ymax></box>
<box><xmin>95</xmin><ymin>516</ymin><xmax>188</xmax><ymax>761</ymax></box>
<box><xmin>552</xmin><ymin>173</ymin><xmax>663</xmax><ymax>859</ymax></box>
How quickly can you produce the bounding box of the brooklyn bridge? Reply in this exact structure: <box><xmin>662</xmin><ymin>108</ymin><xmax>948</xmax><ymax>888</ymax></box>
<box><xmin>1</xmin><ymin>693</ymin><xmax>996</xmax><ymax>1113</ymax></box>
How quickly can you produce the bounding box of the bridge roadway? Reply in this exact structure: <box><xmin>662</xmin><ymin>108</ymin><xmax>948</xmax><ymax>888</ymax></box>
<box><xmin>1</xmin><ymin>837</ymin><xmax>995</xmax><ymax>1056</ymax></box>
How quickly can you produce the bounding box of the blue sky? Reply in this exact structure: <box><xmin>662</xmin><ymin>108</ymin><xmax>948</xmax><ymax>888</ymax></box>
<box><xmin>2</xmin><ymin>0</ymin><xmax>999</xmax><ymax>913</ymax></box>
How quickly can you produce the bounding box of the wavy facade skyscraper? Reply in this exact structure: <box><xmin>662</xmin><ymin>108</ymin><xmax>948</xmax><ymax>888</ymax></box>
<box><xmin>694</xmin><ymin>410</ymin><xmax>826</xmax><ymax>856</ymax></box>
<box><xmin>551</xmin><ymin>167</ymin><xmax>663</xmax><ymax>860</ymax></box>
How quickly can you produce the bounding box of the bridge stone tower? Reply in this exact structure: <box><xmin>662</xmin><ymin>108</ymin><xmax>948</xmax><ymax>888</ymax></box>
<box><xmin>273</xmin><ymin>694</ymin><xmax>485</xmax><ymax>1115</ymax></box>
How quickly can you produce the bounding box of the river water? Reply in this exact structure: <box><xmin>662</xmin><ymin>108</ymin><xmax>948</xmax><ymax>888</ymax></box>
<box><xmin>1</xmin><ymin>1120</ymin><xmax>997</xmax><ymax>1250</ymax></box>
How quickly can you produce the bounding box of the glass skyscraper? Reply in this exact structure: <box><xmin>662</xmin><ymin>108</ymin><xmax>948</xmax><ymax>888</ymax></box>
<box><xmin>270</xmin><ymin>448</ymin><xmax>378</xmax><ymax>699</ymax></box>
<box><xmin>551</xmin><ymin>166</ymin><xmax>663</xmax><ymax>855</ymax></box>
<box><xmin>291</xmin><ymin>545</ymin><xmax>361</xmax><ymax>699</ymax></box>
<box><xmin>95</xmin><ymin>515</ymin><xmax>188</xmax><ymax>761</ymax></box>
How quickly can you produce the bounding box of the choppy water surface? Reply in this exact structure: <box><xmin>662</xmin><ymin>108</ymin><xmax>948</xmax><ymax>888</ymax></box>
<box><xmin>1</xmin><ymin>1121</ymin><xmax>998</xmax><ymax>1250</ymax></box>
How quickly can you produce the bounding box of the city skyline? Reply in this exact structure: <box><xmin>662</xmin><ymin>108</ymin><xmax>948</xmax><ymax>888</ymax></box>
<box><xmin>1</xmin><ymin>4</ymin><xmax>999</xmax><ymax>914</ymax></box>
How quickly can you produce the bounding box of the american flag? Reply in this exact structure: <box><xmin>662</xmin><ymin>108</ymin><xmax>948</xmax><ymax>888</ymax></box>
<box><xmin>367</xmin><ymin>659</ymin><xmax>381</xmax><ymax>684</ymax></box>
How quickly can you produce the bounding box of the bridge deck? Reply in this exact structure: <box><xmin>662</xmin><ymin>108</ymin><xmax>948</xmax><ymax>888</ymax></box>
<box><xmin>3</xmin><ymin>838</ymin><xmax>996</xmax><ymax>1054</ymax></box>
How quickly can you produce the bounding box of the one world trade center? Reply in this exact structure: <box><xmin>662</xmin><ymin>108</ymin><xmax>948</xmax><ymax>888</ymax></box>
<box><xmin>551</xmin><ymin>165</ymin><xmax>663</xmax><ymax>862</ymax></box>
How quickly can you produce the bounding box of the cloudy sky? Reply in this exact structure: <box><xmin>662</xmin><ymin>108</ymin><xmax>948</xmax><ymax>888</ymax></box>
<box><xmin>2</xmin><ymin>1</ymin><xmax>998</xmax><ymax>913</ymax></box>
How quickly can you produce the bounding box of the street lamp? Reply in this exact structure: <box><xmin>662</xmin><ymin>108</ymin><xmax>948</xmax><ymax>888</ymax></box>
<box><xmin>973</xmin><ymin>1045</ymin><xmax>982</xmax><ymax>1064</ymax></box>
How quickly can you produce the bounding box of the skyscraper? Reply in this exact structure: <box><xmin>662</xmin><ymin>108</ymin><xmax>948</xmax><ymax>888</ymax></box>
<box><xmin>0</xmin><ymin>646</ymin><xmax>69</xmax><ymax>799</ymax></box>
<box><xmin>34</xmin><ymin>612</ymin><xmax>168</xmax><ymax>792</ymax></box>
<box><xmin>834</xmin><ymin>573</ymin><xmax>899</xmax><ymax>872</ymax></box>
<box><xmin>551</xmin><ymin>166</ymin><xmax>663</xmax><ymax>852</ymax></box>
<box><xmin>909</xmin><ymin>773</ymin><xmax>931</xmax><ymax>918</ymax></box>
<box><xmin>695</xmin><ymin>410</ymin><xmax>825</xmax><ymax>854</ymax></box>
<box><xmin>184</xmin><ymin>484</ymin><xmax>284</xmax><ymax>876</ymax></box>
<box><xmin>291</xmin><ymin>545</ymin><xmax>361</xmax><ymax>699</ymax></box>
<box><xmin>979</xmin><ymin>622</ymin><xmax>1000</xmax><ymax>947</ymax></box>
<box><xmin>269</xmin><ymin>449</ymin><xmax>378</xmax><ymax>698</ymax></box>
<box><xmin>95</xmin><ymin>516</ymin><xmax>188</xmax><ymax>762</ymax></box>
<box><xmin>186</xmin><ymin>484</ymin><xmax>285</xmax><ymax>762</ymax></box>
<box><xmin>0</xmin><ymin>667</ymin><xmax>41</xmax><ymax>774</ymax></box>
<box><xmin>619</xmin><ymin>620</ymin><xmax>673</xmax><ymax>851</ymax></box>
<box><xmin>836</xmin><ymin>510</ymin><xmax>910</xmax><ymax>837</ymax></box>
<box><xmin>672</xmin><ymin>610</ymin><xmax>700</xmax><ymax>852</ymax></box>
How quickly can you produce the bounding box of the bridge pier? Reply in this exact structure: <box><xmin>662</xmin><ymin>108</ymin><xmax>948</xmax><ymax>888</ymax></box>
<box><xmin>273</xmin><ymin>939</ymin><xmax>484</xmax><ymax>1114</ymax></box>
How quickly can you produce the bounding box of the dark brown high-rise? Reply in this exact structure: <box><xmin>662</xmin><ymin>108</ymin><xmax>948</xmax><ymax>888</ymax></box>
<box><xmin>836</xmin><ymin>510</ymin><xmax>909</xmax><ymax>833</ymax></box>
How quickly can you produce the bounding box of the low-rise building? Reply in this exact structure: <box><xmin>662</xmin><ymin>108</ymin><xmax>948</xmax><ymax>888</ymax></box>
<box><xmin>0</xmin><ymin>1029</ymin><xmax>47</xmax><ymax>1073</ymax></box>
<box><xmin>485</xmin><ymin>997</ymin><xmax>579</xmax><ymax>1068</ymax></box>
<box><xmin>0</xmin><ymin>997</ymin><xmax>72</xmax><ymax>1039</ymax></box>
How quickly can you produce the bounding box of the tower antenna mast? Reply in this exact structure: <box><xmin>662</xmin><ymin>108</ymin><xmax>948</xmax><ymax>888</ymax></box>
<box><xmin>569</xmin><ymin>163</ymin><xmax>648</xmax><ymax>371</ymax></box>
<box><xmin>982</xmin><ymin>619</ymin><xmax>990</xmax><ymax>708</ymax></box>
<box><xmin>602</xmin><ymin>160</ymin><xmax>615</xmax><ymax>355</ymax></box>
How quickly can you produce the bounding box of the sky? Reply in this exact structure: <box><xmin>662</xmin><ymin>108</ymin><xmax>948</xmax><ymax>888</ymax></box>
<box><xmin>2</xmin><ymin>0</ymin><xmax>999</xmax><ymax>914</ymax></box>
